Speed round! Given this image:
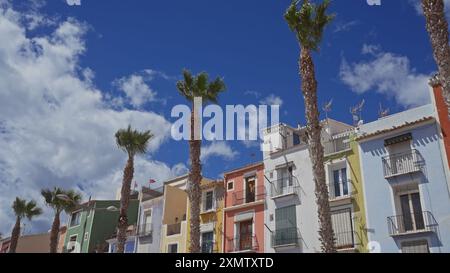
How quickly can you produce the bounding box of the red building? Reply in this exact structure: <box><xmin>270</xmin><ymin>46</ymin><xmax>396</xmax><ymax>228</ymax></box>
<box><xmin>223</xmin><ymin>162</ymin><xmax>265</xmax><ymax>253</ymax></box>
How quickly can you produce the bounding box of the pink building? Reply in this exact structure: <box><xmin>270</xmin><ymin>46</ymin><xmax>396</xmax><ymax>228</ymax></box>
<box><xmin>223</xmin><ymin>162</ymin><xmax>265</xmax><ymax>253</ymax></box>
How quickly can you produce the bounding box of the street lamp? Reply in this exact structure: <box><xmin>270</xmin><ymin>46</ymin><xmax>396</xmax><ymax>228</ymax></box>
<box><xmin>57</xmin><ymin>194</ymin><xmax>118</xmax><ymax>253</ymax></box>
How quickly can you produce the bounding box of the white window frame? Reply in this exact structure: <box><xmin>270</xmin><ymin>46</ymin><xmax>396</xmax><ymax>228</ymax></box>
<box><xmin>202</xmin><ymin>189</ymin><xmax>215</xmax><ymax>212</ymax></box>
<box><xmin>227</xmin><ymin>180</ymin><xmax>234</xmax><ymax>192</ymax></box>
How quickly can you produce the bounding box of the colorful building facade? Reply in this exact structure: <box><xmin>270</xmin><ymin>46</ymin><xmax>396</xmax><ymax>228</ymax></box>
<box><xmin>223</xmin><ymin>162</ymin><xmax>265</xmax><ymax>253</ymax></box>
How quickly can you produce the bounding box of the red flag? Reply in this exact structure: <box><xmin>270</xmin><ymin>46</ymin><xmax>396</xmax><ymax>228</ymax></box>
<box><xmin>149</xmin><ymin>179</ymin><xmax>156</xmax><ymax>184</ymax></box>
<box><xmin>134</xmin><ymin>181</ymin><xmax>138</xmax><ymax>189</ymax></box>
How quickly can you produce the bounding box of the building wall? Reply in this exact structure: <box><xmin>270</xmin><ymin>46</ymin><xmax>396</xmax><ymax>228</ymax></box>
<box><xmin>359</xmin><ymin>107</ymin><xmax>450</xmax><ymax>252</ymax></box>
<box><xmin>431</xmin><ymin>84</ymin><xmax>450</xmax><ymax>169</ymax></box>
<box><xmin>136</xmin><ymin>196</ymin><xmax>164</xmax><ymax>253</ymax></box>
<box><xmin>16</xmin><ymin>233</ymin><xmax>50</xmax><ymax>253</ymax></box>
<box><xmin>224</xmin><ymin>163</ymin><xmax>265</xmax><ymax>253</ymax></box>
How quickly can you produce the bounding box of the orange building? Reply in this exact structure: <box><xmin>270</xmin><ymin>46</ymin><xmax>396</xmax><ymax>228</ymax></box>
<box><xmin>223</xmin><ymin>162</ymin><xmax>265</xmax><ymax>253</ymax></box>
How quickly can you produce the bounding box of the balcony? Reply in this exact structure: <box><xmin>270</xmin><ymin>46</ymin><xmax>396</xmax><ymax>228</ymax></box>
<box><xmin>137</xmin><ymin>223</ymin><xmax>152</xmax><ymax>237</ymax></box>
<box><xmin>382</xmin><ymin>150</ymin><xmax>424</xmax><ymax>178</ymax></box>
<box><xmin>271</xmin><ymin>227</ymin><xmax>301</xmax><ymax>248</ymax></box>
<box><xmin>329</xmin><ymin>180</ymin><xmax>352</xmax><ymax>201</ymax></box>
<box><xmin>227</xmin><ymin>235</ymin><xmax>259</xmax><ymax>253</ymax></box>
<box><xmin>232</xmin><ymin>185</ymin><xmax>265</xmax><ymax>207</ymax></box>
<box><xmin>335</xmin><ymin>231</ymin><xmax>359</xmax><ymax>250</ymax></box>
<box><xmin>201</xmin><ymin>241</ymin><xmax>219</xmax><ymax>253</ymax></box>
<box><xmin>167</xmin><ymin>222</ymin><xmax>182</xmax><ymax>236</ymax></box>
<box><xmin>270</xmin><ymin>176</ymin><xmax>301</xmax><ymax>199</ymax></box>
<box><xmin>323</xmin><ymin>136</ymin><xmax>351</xmax><ymax>155</ymax></box>
<box><xmin>388</xmin><ymin>211</ymin><xmax>438</xmax><ymax>236</ymax></box>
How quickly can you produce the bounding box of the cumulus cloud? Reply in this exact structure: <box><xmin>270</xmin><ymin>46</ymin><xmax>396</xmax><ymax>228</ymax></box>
<box><xmin>259</xmin><ymin>94</ymin><xmax>283</xmax><ymax>107</ymax></box>
<box><xmin>339</xmin><ymin>44</ymin><xmax>431</xmax><ymax>107</ymax></box>
<box><xmin>0</xmin><ymin>3</ymin><xmax>181</xmax><ymax>234</ymax></box>
<box><xmin>201</xmin><ymin>142</ymin><xmax>239</xmax><ymax>161</ymax></box>
<box><xmin>115</xmin><ymin>73</ymin><xmax>157</xmax><ymax>108</ymax></box>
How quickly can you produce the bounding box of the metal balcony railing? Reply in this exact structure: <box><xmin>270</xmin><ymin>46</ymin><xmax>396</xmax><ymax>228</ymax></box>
<box><xmin>167</xmin><ymin>222</ymin><xmax>182</xmax><ymax>236</ymax></box>
<box><xmin>382</xmin><ymin>150</ymin><xmax>424</xmax><ymax>178</ymax></box>
<box><xmin>387</xmin><ymin>211</ymin><xmax>438</xmax><ymax>236</ymax></box>
<box><xmin>271</xmin><ymin>227</ymin><xmax>301</xmax><ymax>248</ymax></box>
<box><xmin>232</xmin><ymin>185</ymin><xmax>265</xmax><ymax>206</ymax></box>
<box><xmin>227</xmin><ymin>235</ymin><xmax>259</xmax><ymax>252</ymax></box>
<box><xmin>329</xmin><ymin>180</ymin><xmax>352</xmax><ymax>200</ymax></box>
<box><xmin>334</xmin><ymin>231</ymin><xmax>359</xmax><ymax>250</ymax></box>
<box><xmin>323</xmin><ymin>137</ymin><xmax>351</xmax><ymax>155</ymax></box>
<box><xmin>137</xmin><ymin>223</ymin><xmax>152</xmax><ymax>237</ymax></box>
<box><xmin>270</xmin><ymin>176</ymin><xmax>301</xmax><ymax>199</ymax></box>
<box><xmin>201</xmin><ymin>241</ymin><xmax>219</xmax><ymax>253</ymax></box>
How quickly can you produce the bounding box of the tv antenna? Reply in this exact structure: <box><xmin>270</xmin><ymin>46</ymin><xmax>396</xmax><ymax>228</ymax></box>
<box><xmin>322</xmin><ymin>99</ymin><xmax>333</xmax><ymax>120</ymax></box>
<box><xmin>350</xmin><ymin>99</ymin><xmax>365</xmax><ymax>126</ymax></box>
<box><xmin>378</xmin><ymin>103</ymin><xmax>390</xmax><ymax>118</ymax></box>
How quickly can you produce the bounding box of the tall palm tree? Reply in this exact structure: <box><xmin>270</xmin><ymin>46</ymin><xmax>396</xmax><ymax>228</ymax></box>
<box><xmin>41</xmin><ymin>188</ymin><xmax>82</xmax><ymax>253</ymax></box>
<box><xmin>422</xmin><ymin>0</ymin><xmax>450</xmax><ymax>116</ymax></box>
<box><xmin>176</xmin><ymin>69</ymin><xmax>226</xmax><ymax>253</ymax></box>
<box><xmin>115</xmin><ymin>125</ymin><xmax>153</xmax><ymax>253</ymax></box>
<box><xmin>9</xmin><ymin>197</ymin><xmax>42</xmax><ymax>253</ymax></box>
<box><xmin>284</xmin><ymin>0</ymin><xmax>336</xmax><ymax>252</ymax></box>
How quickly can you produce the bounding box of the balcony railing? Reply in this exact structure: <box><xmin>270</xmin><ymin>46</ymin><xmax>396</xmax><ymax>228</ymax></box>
<box><xmin>388</xmin><ymin>211</ymin><xmax>438</xmax><ymax>236</ymax></box>
<box><xmin>137</xmin><ymin>223</ymin><xmax>152</xmax><ymax>237</ymax></box>
<box><xmin>201</xmin><ymin>241</ymin><xmax>219</xmax><ymax>253</ymax></box>
<box><xmin>271</xmin><ymin>227</ymin><xmax>301</xmax><ymax>248</ymax></box>
<box><xmin>167</xmin><ymin>222</ymin><xmax>182</xmax><ymax>236</ymax></box>
<box><xmin>227</xmin><ymin>235</ymin><xmax>259</xmax><ymax>252</ymax></box>
<box><xmin>323</xmin><ymin>137</ymin><xmax>351</xmax><ymax>155</ymax></box>
<box><xmin>329</xmin><ymin>180</ymin><xmax>352</xmax><ymax>200</ymax></box>
<box><xmin>270</xmin><ymin>176</ymin><xmax>301</xmax><ymax>199</ymax></box>
<box><xmin>232</xmin><ymin>185</ymin><xmax>265</xmax><ymax>207</ymax></box>
<box><xmin>335</xmin><ymin>231</ymin><xmax>358</xmax><ymax>250</ymax></box>
<box><xmin>382</xmin><ymin>150</ymin><xmax>424</xmax><ymax>178</ymax></box>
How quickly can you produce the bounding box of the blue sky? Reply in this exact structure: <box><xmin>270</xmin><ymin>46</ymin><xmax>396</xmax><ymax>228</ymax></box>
<box><xmin>0</xmin><ymin>0</ymin><xmax>448</xmax><ymax>234</ymax></box>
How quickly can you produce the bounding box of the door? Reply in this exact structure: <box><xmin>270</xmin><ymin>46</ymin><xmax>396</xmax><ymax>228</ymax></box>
<box><xmin>331</xmin><ymin>209</ymin><xmax>354</xmax><ymax>249</ymax></box>
<box><xmin>245</xmin><ymin>178</ymin><xmax>256</xmax><ymax>203</ymax></box>
<box><xmin>201</xmin><ymin>232</ymin><xmax>214</xmax><ymax>253</ymax></box>
<box><xmin>399</xmin><ymin>192</ymin><xmax>425</xmax><ymax>233</ymax></box>
<box><xmin>239</xmin><ymin>220</ymin><xmax>253</xmax><ymax>250</ymax></box>
<box><xmin>144</xmin><ymin>210</ymin><xmax>152</xmax><ymax>233</ymax></box>
<box><xmin>277</xmin><ymin>166</ymin><xmax>293</xmax><ymax>195</ymax></box>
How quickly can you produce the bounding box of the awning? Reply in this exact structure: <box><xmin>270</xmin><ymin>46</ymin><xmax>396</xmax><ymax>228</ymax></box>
<box><xmin>384</xmin><ymin>133</ymin><xmax>412</xmax><ymax>147</ymax></box>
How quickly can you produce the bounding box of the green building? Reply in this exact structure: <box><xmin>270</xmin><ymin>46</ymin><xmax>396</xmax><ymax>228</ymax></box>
<box><xmin>63</xmin><ymin>199</ymin><xmax>139</xmax><ymax>253</ymax></box>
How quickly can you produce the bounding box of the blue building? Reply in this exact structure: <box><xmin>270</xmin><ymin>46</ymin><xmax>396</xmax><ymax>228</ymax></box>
<box><xmin>357</xmin><ymin>104</ymin><xmax>450</xmax><ymax>253</ymax></box>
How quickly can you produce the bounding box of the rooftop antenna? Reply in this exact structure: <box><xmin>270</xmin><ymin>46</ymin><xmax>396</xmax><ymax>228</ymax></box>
<box><xmin>378</xmin><ymin>103</ymin><xmax>390</xmax><ymax>118</ymax></box>
<box><xmin>322</xmin><ymin>99</ymin><xmax>333</xmax><ymax>120</ymax></box>
<box><xmin>350</xmin><ymin>99</ymin><xmax>365</xmax><ymax>126</ymax></box>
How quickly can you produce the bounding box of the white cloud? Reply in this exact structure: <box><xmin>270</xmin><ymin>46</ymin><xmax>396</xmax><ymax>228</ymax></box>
<box><xmin>0</xmin><ymin>3</ymin><xmax>181</xmax><ymax>235</ymax></box>
<box><xmin>259</xmin><ymin>94</ymin><xmax>283</xmax><ymax>107</ymax></box>
<box><xmin>115</xmin><ymin>73</ymin><xmax>157</xmax><ymax>108</ymax></box>
<box><xmin>339</xmin><ymin>45</ymin><xmax>431</xmax><ymax>107</ymax></box>
<box><xmin>201</xmin><ymin>142</ymin><xmax>238</xmax><ymax>161</ymax></box>
<box><xmin>244</xmin><ymin>90</ymin><xmax>261</xmax><ymax>98</ymax></box>
<box><xmin>333</xmin><ymin>20</ymin><xmax>359</xmax><ymax>33</ymax></box>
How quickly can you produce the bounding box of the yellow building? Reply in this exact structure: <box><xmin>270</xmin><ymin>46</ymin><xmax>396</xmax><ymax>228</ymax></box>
<box><xmin>160</xmin><ymin>174</ymin><xmax>224</xmax><ymax>253</ymax></box>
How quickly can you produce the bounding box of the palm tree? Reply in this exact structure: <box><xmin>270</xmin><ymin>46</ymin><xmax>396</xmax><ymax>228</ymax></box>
<box><xmin>284</xmin><ymin>0</ymin><xmax>336</xmax><ymax>252</ymax></box>
<box><xmin>176</xmin><ymin>69</ymin><xmax>226</xmax><ymax>253</ymax></box>
<box><xmin>422</xmin><ymin>0</ymin><xmax>450</xmax><ymax>116</ymax></box>
<box><xmin>42</xmin><ymin>188</ymin><xmax>82</xmax><ymax>253</ymax></box>
<box><xmin>9</xmin><ymin>197</ymin><xmax>42</xmax><ymax>253</ymax></box>
<box><xmin>115</xmin><ymin>125</ymin><xmax>153</xmax><ymax>253</ymax></box>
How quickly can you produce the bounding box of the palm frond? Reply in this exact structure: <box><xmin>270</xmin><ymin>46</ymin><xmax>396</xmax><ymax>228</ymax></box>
<box><xmin>176</xmin><ymin>69</ymin><xmax>226</xmax><ymax>105</ymax></box>
<box><xmin>115</xmin><ymin>125</ymin><xmax>154</xmax><ymax>157</ymax></box>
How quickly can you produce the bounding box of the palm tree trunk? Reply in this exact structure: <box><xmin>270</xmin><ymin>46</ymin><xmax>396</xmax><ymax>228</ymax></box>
<box><xmin>422</xmin><ymin>0</ymin><xmax>450</xmax><ymax>117</ymax></box>
<box><xmin>9</xmin><ymin>217</ymin><xmax>21</xmax><ymax>253</ymax></box>
<box><xmin>188</xmin><ymin>109</ymin><xmax>202</xmax><ymax>253</ymax></box>
<box><xmin>49</xmin><ymin>211</ymin><xmax>61</xmax><ymax>253</ymax></box>
<box><xmin>117</xmin><ymin>156</ymin><xmax>134</xmax><ymax>253</ymax></box>
<box><xmin>299</xmin><ymin>47</ymin><xmax>336</xmax><ymax>253</ymax></box>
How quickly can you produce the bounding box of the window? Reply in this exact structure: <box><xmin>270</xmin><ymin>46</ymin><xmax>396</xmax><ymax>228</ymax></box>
<box><xmin>168</xmin><ymin>243</ymin><xmax>178</xmax><ymax>253</ymax></box>
<box><xmin>201</xmin><ymin>232</ymin><xmax>214</xmax><ymax>253</ymax></box>
<box><xmin>144</xmin><ymin>210</ymin><xmax>152</xmax><ymax>232</ymax></box>
<box><xmin>125</xmin><ymin>241</ymin><xmax>135</xmax><ymax>253</ymax></box>
<box><xmin>204</xmin><ymin>191</ymin><xmax>214</xmax><ymax>211</ymax></box>
<box><xmin>332</xmin><ymin>168</ymin><xmax>349</xmax><ymax>199</ymax></box>
<box><xmin>238</xmin><ymin>220</ymin><xmax>253</xmax><ymax>251</ymax></box>
<box><xmin>245</xmin><ymin>177</ymin><xmax>256</xmax><ymax>203</ymax></box>
<box><xmin>401</xmin><ymin>240</ymin><xmax>429</xmax><ymax>253</ymax></box>
<box><xmin>398</xmin><ymin>192</ymin><xmax>425</xmax><ymax>233</ymax></box>
<box><xmin>70</xmin><ymin>211</ymin><xmax>81</xmax><ymax>227</ymax></box>
<box><xmin>331</xmin><ymin>208</ymin><xmax>354</xmax><ymax>249</ymax></box>
<box><xmin>293</xmin><ymin>133</ymin><xmax>301</xmax><ymax>146</ymax></box>
<box><xmin>68</xmin><ymin>235</ymin><xmax>77</xmax><ymax>253</ymax></box>
<box><xmin>274</xmin><ymin>205</ymin><xmax>297</xmax><ymax>246</ymax></box>
<box><xmin>227</xmin><ymin>181</ymin><xmax>234</xmax><ymax>191</ymax></box>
